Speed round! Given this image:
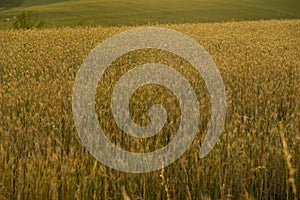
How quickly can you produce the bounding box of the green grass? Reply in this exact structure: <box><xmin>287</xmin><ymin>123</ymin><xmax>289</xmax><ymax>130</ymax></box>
<box><xmin>0</xmin><ymin>0</ymin><xmax>300</xmax><ymax>28</ymax></box>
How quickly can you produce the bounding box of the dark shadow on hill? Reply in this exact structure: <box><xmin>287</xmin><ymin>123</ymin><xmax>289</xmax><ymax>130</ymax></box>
<box><xmin>0</xmin><ymin>0</ymin><xmax>25</xmax><ymax>9</ymax></box>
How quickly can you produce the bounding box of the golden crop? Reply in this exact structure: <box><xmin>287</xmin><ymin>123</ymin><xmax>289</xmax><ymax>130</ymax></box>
<box><xmin>0</xmin><ymin>20</ymin><xmax>299</xmax><ymax>199</ymax></box>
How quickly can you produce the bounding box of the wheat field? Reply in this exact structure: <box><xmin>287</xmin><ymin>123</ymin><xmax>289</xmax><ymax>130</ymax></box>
<box><xmin>0</xmin><ymin>20</ymin><xmax>299</xmax><ymax>199</ymax></box>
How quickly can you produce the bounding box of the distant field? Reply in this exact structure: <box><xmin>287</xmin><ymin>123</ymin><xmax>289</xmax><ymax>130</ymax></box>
<box><xmin>0</xmin><ymin>0</ymin><xmax>300</xmax><ymax>28</ymax></box>
<box><xmin>0</xmin><ymin>19</ymin><xmax>299</xmax><ymax>199</ymax></box>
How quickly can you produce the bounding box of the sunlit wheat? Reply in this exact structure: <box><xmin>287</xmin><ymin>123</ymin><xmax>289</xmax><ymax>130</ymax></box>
<box><xmin>0</xmin><ymin>19</ymin><xmax>299</xmax><ymax>199</ymax></box>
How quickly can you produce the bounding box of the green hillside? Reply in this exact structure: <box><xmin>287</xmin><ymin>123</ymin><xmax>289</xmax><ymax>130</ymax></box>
<box><xmin>1</xmin><ymin>0</ymin><xmax>300</xmax><ymax>28</ymax></box>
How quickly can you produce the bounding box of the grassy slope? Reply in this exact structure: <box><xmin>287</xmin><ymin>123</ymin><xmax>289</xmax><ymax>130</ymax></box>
<box><xmin>0</xmin><ymin>0</ymin><xmax>300</xmax><ymax>28</ymax></box>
